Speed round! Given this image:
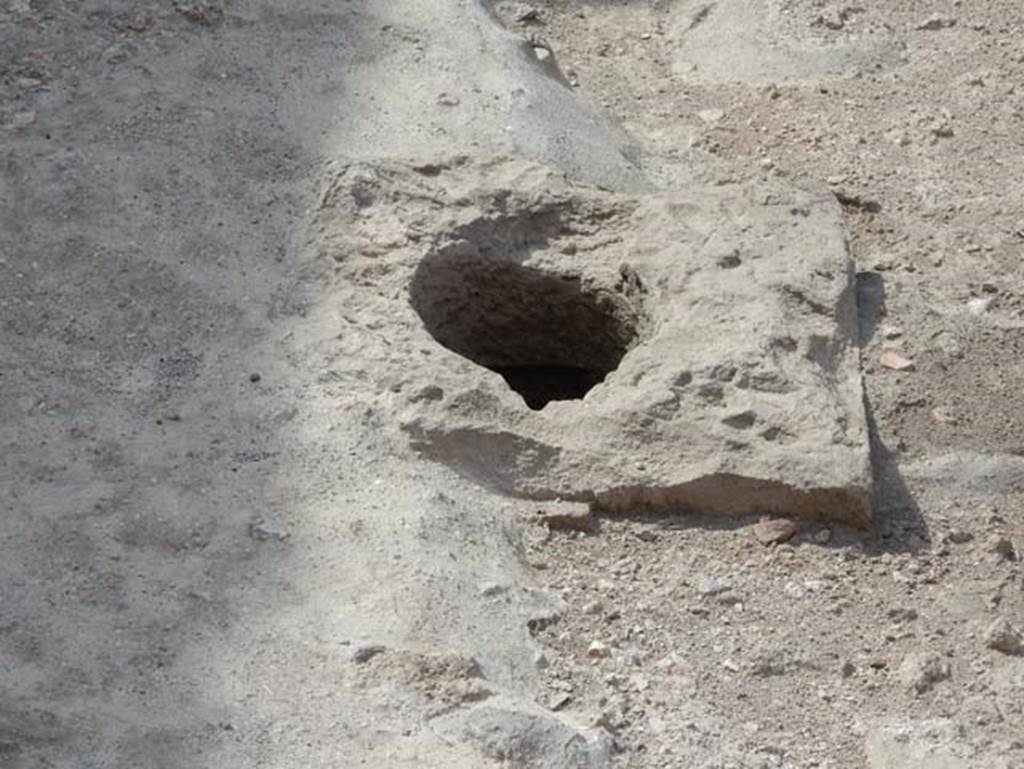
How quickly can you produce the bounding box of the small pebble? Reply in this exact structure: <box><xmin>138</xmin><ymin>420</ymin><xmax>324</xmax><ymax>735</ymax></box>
<box><xmin>985</xmin><ymin>535</ymin><xmax>1016</xmax><ymax>561</ymax></box>
<box><xmin>945</xmin><ymin>529</ymin><xmax>974</xmax><ymax>545</ymax></box>
<box><xmin>696</xmin><ymin>576</ymin><xmax>733</xmax><ymax>596</ymax></box>
<box><xmin>983</xmin><ymin>617</ymin><xmax>1022</xmax><ymax>656</ymax></box>
<box><xmin>248</xmin><ymin>518</ymin><xmax>289</xmax><ymax>541</ymax></box>
<box><xmin>967</xmin><ymin>297</ymin><xmax>994</xmax><ymax>315</ymax></box>
<box><xmin>353</xmin><ymin>644</ymin><xmax>386</xmax><ymax>664</ymax></box>
<box><xmin>880</xmin><ymin>351</ymin><xmax>914</xmax><ymax>371</ymax></box>
<box><xmin>698</xmin><ymin>108</ymin><xmax>725</xmax><ymax>124</ymax></box>
<box><xmin>898</xmin><ymin>653</ymin><xmax>950</xmax><ymax>695</ymax></box>
<box><xmin>916</xmin><ymin>15</ymin><xmax>957</xmax><ymax>31</ymax></box>
<box><xmin>587</xmin><ymin>640</ymin><xmax>610</xmax><ymax>658</ymax></box>
<box><xmin>548</xmin><ymin>693</ymin><xmax>572</xmax><ymax>711</ymax></box>
<box><xmin>752</xmin><ymin>518</ymin><xmax>801</xmax><ymax>545</ymax></box>
<box><xmin>582</xmin><ymin>599</ymin><xmax>604</xmax><ymax>616</ymax></box>
<box><xmin>479</xmin><ymin>581</ymin><xmax>507</xmax><ymax>597</ymax></box>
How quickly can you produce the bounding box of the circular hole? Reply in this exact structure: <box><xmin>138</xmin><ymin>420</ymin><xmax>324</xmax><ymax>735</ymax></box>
<box><xmin>410</xmin><ymin>245</ymin><xmax>642</xmax><ymax>410</ymax></box>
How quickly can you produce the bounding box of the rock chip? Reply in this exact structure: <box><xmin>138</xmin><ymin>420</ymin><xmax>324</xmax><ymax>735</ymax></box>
<box><xmin>353</xmin><ymin>644</ymin><xmax>387</xmax><ymax>664</ymax></box>
<box><xmin>817</xmin><ymin>5</ymin><xmax>847</xmax><ymax>30</ymax></box>
<box><xmin>248</xmin><ymin>517</ymin><xmax>290</xmax><ymax>541</ymax></box>
<box><xmin>479</xmin><ymin>581</ymin><xmax>509</xmax><ymax>597</ymax></box>
<box><xmin>587</xmin><ymin>641</ymin><xmax>610</xmax><ymax>658</ymax></box>
<box><xmin>511</xmin><ymin>3</ymin><xmax>540</xmax><ymax>24</ymax></box>
<box><xmin>945</xmin><ymin>529</ymin><xmax>974</xmax><ymax>545</ymax></box>
<box><xmin>916</xmin><ymin>16</ymin><xmax>957</xmax><ymax>31</ymax></box>
<box><xmin>888</xmin><ymin>608</ymin><xmax>919</xmax><ymax>623</ymax></box>
<box><xmin>967</xmin><ymin>296</ymin><xmax>994</xmax><ymax>315</ymax></box>
<box><xmin>897</xmin><ymin>653</ymin><xmax>951</xmax><ymax>695</ymax></box>
<box><xmin>752</xmin><ymin>517</ymin><xmax>802</xmax><ymax>545</ymax></box>
<box><xmin>695</xmin><ymin>576</ymin><xmax>733</xmax><ymax>596</ymax></box>
<box><xmin>983</xmin><ymin>618</ymin><xmax>1023</xmax><ymax>656</ymax></box>
<box><xmin>548</xmin><ymin>693</ymin><xmax>571</xmax><ymax>711</ymax></box>
<box><xmin>985</xmin><ymin>535</ymin><xmax>1016</xmax><ymax>561</ymax></box>
<box><xmin>698</xmin><ymin>108</ymin><xmax>725</xmax><ymax>124</ymax></box>
<box><xmin>880</xmin><ymin>351</ymin><xmax>914</xmax><ymax>371</ymax></box>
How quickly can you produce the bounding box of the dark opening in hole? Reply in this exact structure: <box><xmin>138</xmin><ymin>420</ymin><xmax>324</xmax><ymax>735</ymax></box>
<box><xmin>494</xmin><ymin>365</ymin><xmax>606</xmax><ymax>410</ymax></box>
<box><xmin>409</xmin><ymin>243</ymin><xmax>642</xmax><ymax>410</ymax></box>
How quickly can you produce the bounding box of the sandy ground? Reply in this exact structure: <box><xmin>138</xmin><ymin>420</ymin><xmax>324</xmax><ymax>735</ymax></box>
<box><xmin>2</xmin><ymin>1</ymin><xmax>1023</xmax><ymax>768</ymax></box>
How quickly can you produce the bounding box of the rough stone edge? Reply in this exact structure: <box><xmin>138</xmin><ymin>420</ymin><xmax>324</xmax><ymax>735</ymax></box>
<box><xmin>592</xmin><ymin>473</ymin><xmax>872</xmax><ymax>527</ymax></box>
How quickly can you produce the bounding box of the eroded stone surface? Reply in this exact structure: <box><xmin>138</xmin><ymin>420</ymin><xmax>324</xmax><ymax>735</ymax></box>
<box><xmin>312</xmin><ymin>156</ymin><xmax>871</xmax><ymax>524</ymax></box>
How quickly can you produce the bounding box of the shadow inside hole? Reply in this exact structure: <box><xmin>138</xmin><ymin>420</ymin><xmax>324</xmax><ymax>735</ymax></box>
<box><xmin>494</xmin><ymin>365</ymin><xmax>607</xmax><ymax>410</ymax></box>
<box><xmin>409</xmin><ymin>244</ymin><xmax>642</xmax><ymax>410</ymax></box>
<box><xmin>855</xmin><ymin>270</ymin><xmax>886</xmax><ymax>344</ymax></box>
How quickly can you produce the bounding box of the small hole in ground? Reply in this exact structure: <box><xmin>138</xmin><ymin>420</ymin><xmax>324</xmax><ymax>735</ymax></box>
<box><xmin>410</xmin><ymin>242</ymin><xmax>642</xmax><ymax>410</ymax></box>
<box><xmin>494</xmin><ymin>365</ymin><xmax>605</xmax><ymax>410</ymax></box>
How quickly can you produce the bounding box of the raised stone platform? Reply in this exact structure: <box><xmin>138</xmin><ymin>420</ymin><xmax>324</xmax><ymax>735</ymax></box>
<box><xmin>314</xmin><ymin>155</ymin><xmax>872</xmax><ymax>525</ymax></box>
